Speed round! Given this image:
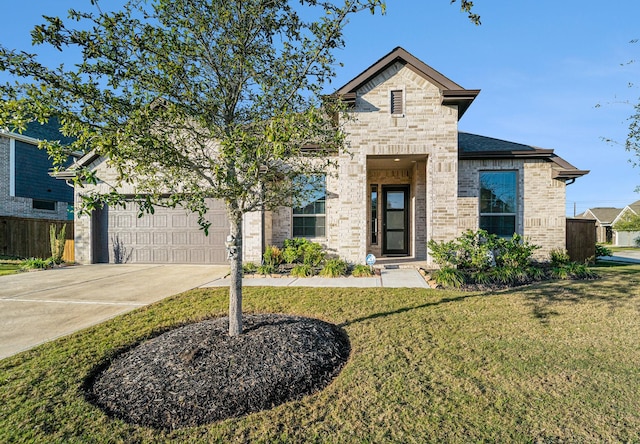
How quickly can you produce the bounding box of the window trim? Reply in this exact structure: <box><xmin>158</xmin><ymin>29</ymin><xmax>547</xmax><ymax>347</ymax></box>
<box><xmin>478</xmin><ymin>170</ymin><xmax>518</xmax><ymax>238</ymax></box>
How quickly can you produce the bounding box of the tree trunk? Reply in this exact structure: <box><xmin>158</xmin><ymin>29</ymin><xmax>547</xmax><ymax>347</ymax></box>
<box><xmin>228</xmin><ymin>213</ymin><xmax>243</xmax><ymax>336</ymax></box>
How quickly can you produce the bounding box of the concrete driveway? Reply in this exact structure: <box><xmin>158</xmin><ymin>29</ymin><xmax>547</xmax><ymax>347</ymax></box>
<box><xmin>0</xmin><ymin>264</ymin><xmax>228</xmax><ymax>359</ymax></box>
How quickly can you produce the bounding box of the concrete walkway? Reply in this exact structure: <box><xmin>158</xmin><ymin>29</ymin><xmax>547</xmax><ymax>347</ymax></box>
<box><xmin>203</xmin><ymin>267</ymin><xmax>430</xmax><ymax>288</ymax></box>
<box><xmin>1</xmin><ymin>264</ymin><xmax>428</xmax><ymax>360</ymax></box>
<box><xmin>601</xmin><ymin>250</ymin><xmax>640</xmax><ymax>264</ymax></box>
<box><xmin>0</xmin><ymin>264</ymin><xmax>228</xmax><ymax>359</ymax></box>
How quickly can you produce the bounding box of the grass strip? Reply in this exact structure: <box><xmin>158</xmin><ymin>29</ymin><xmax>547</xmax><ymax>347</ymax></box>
<box><xmin>1</xmin><ymin>264</ymin><xmax>640</xmax><ymax>442</ymax></box>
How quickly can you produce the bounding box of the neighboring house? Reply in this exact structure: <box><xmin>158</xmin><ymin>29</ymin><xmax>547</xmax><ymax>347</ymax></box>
<box><xmin>0</xmin><ymin>120</ymin><xmax>75</xmax><ymax>221</ymax></box>
<box><xmin>611</xmin><ymin>200</ymin><xmax>640</xmax><ymax>246</ymax></box>
<box><xmin>67</xmin><ymin>47</ymin><xmax>588</xmax><ymax>265</ymax></box>
<box><xmin>577</xmin><ymin>207</ymin><xmax>622</xmax><ymax>243</ymax></box>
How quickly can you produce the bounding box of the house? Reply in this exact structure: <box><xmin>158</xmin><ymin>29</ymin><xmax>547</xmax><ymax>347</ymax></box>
<box><xmin>0</xmin><ymin>120</ymin><xmax>74</xmax><ymax>221</ymax></box>
<box><xmin>577</xmin><ymin>207</ymin><xmax>622</xmax><ymax>243</ymax></box>
<box><xmin>67</xmin><ymin>47</ymin><xmax>588</xmax><ymax>265</ymax></box>
<box><xmin>610</xmin><ymin>200</ymin><xmax>640</xmax><ymax>246</ymax></box>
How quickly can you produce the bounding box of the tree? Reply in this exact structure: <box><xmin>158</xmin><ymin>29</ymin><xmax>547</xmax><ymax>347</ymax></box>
<box><xmin>0</xmin><ymin>0</ymin><xmax>479</xmax><ymax>336</ymax></box>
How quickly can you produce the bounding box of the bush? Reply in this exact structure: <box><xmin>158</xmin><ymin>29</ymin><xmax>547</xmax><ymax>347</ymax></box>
<box><xmin>595</xmin><ymin>244</ymin><xmax>612</xmax><ymax>258</ymax></box>
<box><xmin>428</xmin><ymin>230</ymin><xmax>539</xmax><ymax>272</ymax></box>
<box><xmin>257</xmin><ymin>264</ymin><xmax>276</xmax><ymax>275</ymax></box>
<box><xmin>432</xmin><ymin>267</ymin><xmax>465</xmax><ymax>288</ymax></box>
<box><xmin>280</xmin><ymin>238</ymin><xmax>325</xmax><ymax>267</ymax></box>
<box><xmin>552</xmin><ymin>262</ymin><xmax>598</xmax><ymax>280</ymax></box>
<box><xmin>242</xmin><ymin>262</ymin><xmax>257</xmax><ymax>274</ymax></box>
<box><xmin>290</xmin><ymin>264</ymin><xmax>314</xmax><ymax>277</ymax></box>
<box><xmin>262</xmin><ymin>245</ymin><xmax>283</xmax><ymax>269</ymax></box>
<box><xmin>49</xmin><ymin>224</ymin><xmax>66</xmax><ymax>264</ymax></box>
<box><xmin>20</xmin><ymin>257</ymin><xmax>52</xmax><ymax>271</ymax></box>
<box><xmin>319</xmin><ymin>258</ymin><xmax>347</xmax><ymax>277</ymax></box>
<box><xmin>351</xmin><ymin>264</ymin><xmax>374</xmax><ymax>277</ymax></box>
<box><xmin>550</xmin><ymin>249</ymin><xmax>571</xmax><ymax>267</ymax></box>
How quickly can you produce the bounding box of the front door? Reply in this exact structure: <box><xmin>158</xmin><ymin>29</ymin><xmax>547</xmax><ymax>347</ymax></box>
<box><xmin>382</xmin><ymin>186</ymin><xmax>409</xmax><ymax>255</ymax></box>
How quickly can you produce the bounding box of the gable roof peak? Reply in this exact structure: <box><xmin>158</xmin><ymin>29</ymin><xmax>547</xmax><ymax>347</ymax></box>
<box><xmin>336</xmin><ymin>46</ymin><xmax>480</xmax><ymax>118</ymax></box>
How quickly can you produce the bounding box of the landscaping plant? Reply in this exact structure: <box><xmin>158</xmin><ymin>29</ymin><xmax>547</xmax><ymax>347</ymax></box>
<box><xmin>49</xmin><ymin>224</ymin><xmax>66</xmax><ymax>264</ymax></box>
<box><xmin>319</xmin><ymin>258</ymin><xmax>348</xmax><ymax>277</ymax></box>
<box><xmin>351</xmin><ymin>264</ymin><xmax>374</xmax><ymax>277</ymax></box>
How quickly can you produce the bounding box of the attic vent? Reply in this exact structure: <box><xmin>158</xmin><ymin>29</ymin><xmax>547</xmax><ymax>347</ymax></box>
<box><xmin>390</xmin><ymin>90</ymin><xmax>404</xmax><ymax>115</ymax></box>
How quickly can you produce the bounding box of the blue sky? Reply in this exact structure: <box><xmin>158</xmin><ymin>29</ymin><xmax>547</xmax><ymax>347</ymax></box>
<box><xmin>2</xmin><ymin>0</ymin><xmax>640</xmax><ymax>215</ymax></box>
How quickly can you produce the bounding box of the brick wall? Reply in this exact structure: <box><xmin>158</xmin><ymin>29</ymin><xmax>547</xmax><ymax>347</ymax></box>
<box><xmin>267</xmin><ymin>62</ymin><xmax>461</xmax><ymax>265</ymax></box>
<box><xmin>0</xmin><ymin>135</ymin><xmax>70</xmax><ymax>221</ymax></box>
<box><xmin>458</xmin><ymin>158</ymin><xmax>567</xmax><ymax>260</ymax></box>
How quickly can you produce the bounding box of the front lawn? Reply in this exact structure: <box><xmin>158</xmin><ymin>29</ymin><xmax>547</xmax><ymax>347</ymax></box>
<box><xmin>0</xmin><ymin>261</ymin><xmax>21</xmax><ymax>276</ymax></box>
<box><xmin>2</xmin><ymin>264</ymin><xmax>640</xmax><ymax>442</ymax></box>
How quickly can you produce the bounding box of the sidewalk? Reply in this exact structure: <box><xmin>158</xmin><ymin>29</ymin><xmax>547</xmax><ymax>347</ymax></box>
<box><xmin>600</xmin><ymin>254</ymin><xmax>640</xmax><ymax>264</ymax></box>
<box><xmin>202</xmin><ymin>267</ymin><xmax>431</xmax><ymax>288</ymax></box>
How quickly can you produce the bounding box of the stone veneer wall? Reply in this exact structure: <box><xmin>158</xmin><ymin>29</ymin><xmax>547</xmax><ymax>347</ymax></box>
<box><xmin>458</xmin><ymin>158</ymin><xmax>567</xmax><ymax>260</ymax></box>
<box><xmin>328</xmin><ymin>62</ymin><xmax>459</xmax><ymax>264</ymax></box>
<box><xmin>0</xmin><ymin>135</ymin><xmax>70</xmax><ymax>220</ymax></box>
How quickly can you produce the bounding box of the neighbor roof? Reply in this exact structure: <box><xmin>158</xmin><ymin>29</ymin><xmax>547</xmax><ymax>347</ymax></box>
<box><xmin>628</xmin><ymin>200</ymin><xmax>640</xmax><ymax>214</ymax></box>
<box><xmin>458</xmin><ymin>132</ymin><xmax>589</xmax><ymax>180</ymax></box>
<box><xmin>336</xmin><ymin>47</ymin><xmax>480</xmax><ymax>118</ymax></box>
<box><xmin>0</xmin><ymin>119</ymin><xmax>75</xmax><ymax>146</ymax></box>
<box><xmin>579</xmin><ymin>207</ymin><xmax>623</xmax><ymax>224</ymax></box>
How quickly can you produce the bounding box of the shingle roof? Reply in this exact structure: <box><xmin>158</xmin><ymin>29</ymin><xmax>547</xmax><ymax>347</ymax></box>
<box><xmin>458</xmin><ymin>132</ymin><xmax>539</xmax><ymax>153</ymax></box>
<box><xmin>628</xmin><ymin>200</ymin><xmax>640</xmax><ymax>214</ymax></box>
<box><xmin>579</xmin><ymin>207</ymin><xmax>623</xmax><ymax>224</ymax></box>
<box><xmin>23</xmin><ymin>119</ymin><xmax>75</xmax><ymax>145</ymax></box>
<box><xmin>336</xmin><ymin>47</ymin><xmax>480</xmax><ymax>118</ymax></box>
<box><xmin>458</xmin><ymin>132</ymin><xmax>588</xmax><ymax>180</ymax></box>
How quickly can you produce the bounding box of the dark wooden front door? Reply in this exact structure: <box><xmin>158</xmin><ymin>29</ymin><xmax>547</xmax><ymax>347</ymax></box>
<box><xmin>382</xmin><ymin>186</ymin><xmax>409</xmax><ymax>255</ymax></box>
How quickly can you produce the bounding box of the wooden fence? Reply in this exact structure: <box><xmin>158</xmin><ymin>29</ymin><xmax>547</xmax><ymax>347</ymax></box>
<box><xmin>0</xmin><ymin>216</ymin><xmax>74</xmax><ymax>261</ymax></box>
<box><xmin>566</xmin><ymin>218</ymin><xmax>596</xmax><ymax>263</ymax></box>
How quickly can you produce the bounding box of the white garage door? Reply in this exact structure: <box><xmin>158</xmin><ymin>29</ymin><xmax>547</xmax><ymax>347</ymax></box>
<box><xmin>102</xmin><ymin>199</ymin><xmax>230</xmax><ymax>264</ymax></box>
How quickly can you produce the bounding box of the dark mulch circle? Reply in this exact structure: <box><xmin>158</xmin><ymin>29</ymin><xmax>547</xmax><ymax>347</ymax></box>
<box><xmin>86</xmin><ymin>314</ymin><xmax>350</xmax><ymax>430</ymax></box>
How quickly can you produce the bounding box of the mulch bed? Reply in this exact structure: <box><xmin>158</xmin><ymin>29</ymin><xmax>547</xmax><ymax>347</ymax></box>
<box><xmin>86</xmin><ymin>314</ymin><xmax>350</xmax><ymax>430</ymax></box>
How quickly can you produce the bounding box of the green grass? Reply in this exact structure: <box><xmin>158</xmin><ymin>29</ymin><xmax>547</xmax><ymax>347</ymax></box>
<box><xmin>605</xmin><ymin>245</ymin><xmax>640</xmax><ymax>253</ymax></box>
<box><xmin>0</xmin><ymin>261</ymin><xmax>21</xmax><ymax>276</ymax></box>
<box><xmin>2</xmin><ymin>264</ymin><xmax>640</xmax><ymax>442</ymax></box>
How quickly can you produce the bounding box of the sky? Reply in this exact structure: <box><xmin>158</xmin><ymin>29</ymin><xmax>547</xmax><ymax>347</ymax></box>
<box><xmin>1</xmin><ymin>0</ymin><xmax>640</xmax><ymax>216</ymax></box>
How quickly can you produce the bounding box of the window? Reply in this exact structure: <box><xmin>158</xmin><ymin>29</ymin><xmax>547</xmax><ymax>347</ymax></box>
<box><xmin>33</xmin><ymin>200</ymin><xmax>56</xmax><ymax>211</ymax></box>
<box><xmin>293</xmin><ymin>175</ymin><xmax>326</xmax><ymax>238</ymax></box>
<box><xmin>390</xmin><ymin>89</ymin><xmax>403</xmax><ymax>115</ymax></box>
<box><xmin>371</xmin><ymin>185</ymin><xmax>378</xmax><ymax>244</ymax></box>
<box><xmin>479</xmin><ymin>171</ymin><xmax>517</xmax><ymax>237</ymax></box>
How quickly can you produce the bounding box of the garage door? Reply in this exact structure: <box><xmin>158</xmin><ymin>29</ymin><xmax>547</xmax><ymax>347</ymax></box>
<box><xmin>94</xmin><ymin>199</ymin><xmax>230</xmax><ymax>264</ymax></box>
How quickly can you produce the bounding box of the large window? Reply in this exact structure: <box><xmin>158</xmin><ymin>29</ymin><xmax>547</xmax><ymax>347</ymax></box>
<box><xmin>293</xmin><ymin>175</ymin><xmax>326</xmax><ymax>238</ymax></box>
<box><xmin>479</xmin><ymin>171</ymin><xmax>517</xmax><ymax>237</ymax></box>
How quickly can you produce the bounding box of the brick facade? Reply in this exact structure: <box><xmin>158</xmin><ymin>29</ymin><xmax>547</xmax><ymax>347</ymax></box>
<box><xmin>0</xmin><ymin>135</ymin><xmax>71</xmax><ymax>221</ymax></box>
<box><xmin>70</xmin><ymin>47</ymin><xmax>585</xmax><ymax>265</ymax></box>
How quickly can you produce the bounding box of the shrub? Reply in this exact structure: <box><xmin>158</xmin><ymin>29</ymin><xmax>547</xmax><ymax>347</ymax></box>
<box><xmin>595</xmin><ymin>244</ymin><xmax>612</xmax><ymax>258</ymax></box>
<box><xmin>49</xmin><ymin>224</ymin><xmax>66</xmax><ymax>264</ymax></box>
<box><xmin>262</xmin><ymin>245</ymin><xmax>283</xmax><ymax>268</ymax></box>
<box><xmin>550</xmin><ymin>248</ymin><xmax>571</xmax><ymax>267</ymax></box>
<box><xmin>351</xmin><ymin>264</ymin><xmax>374</xmax><ymax>277</ymax></box>
<box><xmin>290</xmin><ymin>264</ymin><xmax>314</xmax><ymax>277</ymax></box>
<box><xmin>242</xmin><ymin>262</ymin><xmax>257</xmax><ymax>274</ymax></box>
<box><xmin>495</xmin><ymin>234</ymin><xmax>540</xmax><ymax>269</ymax></box>
<box><xmin>20</xmin><ymin>257</ymin><xmax>52</xmax><ymax>271</ymax></box>
<box><xmin>257</xmin><ymin>264</ymin><xmax>276</xmax><ymax>275</ymax></box>
<box><xmin>428</xmin><ymin>230</ymin><xmax>538</xmax><ymax>272</ymax></box>
<box><xmin>319</xmin><ymin>258</ymin><xmax>347</xmax><ymax>277</ymax></box>
<box><xmin>432</xmin><ymin>267</ymin><xmax>465</xmax><ymax>288</ymax></box>
<box><xmin>301</xmin><ymin>242</ymin><xmax>325</xmax><ymax>267</ymax></box>
<box><xmin>282</xmin><ymin>238</ymin><xmax>306</xmax><ymax>264</ymax></box>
